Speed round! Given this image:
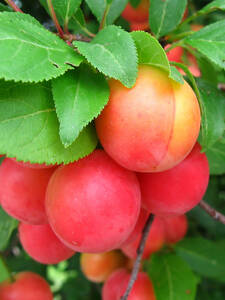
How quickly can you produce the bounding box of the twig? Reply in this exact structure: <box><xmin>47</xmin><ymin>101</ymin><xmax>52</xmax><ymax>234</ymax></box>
<box><xmin>199</xmin><ymin>200</ymin><xmax>225</xmax><ymax>225</ymax></box>
<box><xmin>4</xmin><ymin>0</ymin><xmax>23</xmax><ymax>13</ymax></box>
<box><xmin>63</xmin><ymin>33</ymin><xmax>92</xmax><ymax>43</ymax></box>
<box><xmin>120</xmin><ymin>214</ymin><xmax>154</xmax><ymax>300</ymax></box>
<box><xmin>47</xmin><ymin>0</ymin><xmax>64</xmax><ymax>39</ymax></box>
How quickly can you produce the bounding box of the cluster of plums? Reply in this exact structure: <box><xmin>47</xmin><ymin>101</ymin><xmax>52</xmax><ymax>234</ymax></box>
<box><xmin>0</xmin><ymin>63</ymin><xmax>209</xmax><ymax>299</ymax></box>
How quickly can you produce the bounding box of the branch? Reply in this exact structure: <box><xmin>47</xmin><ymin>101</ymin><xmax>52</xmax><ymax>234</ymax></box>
<box><xmin>199</xmin><ymin>200</ymin><xmax>225</xmax><ymax>225</ymax></box>
<box><xmin>47</xmin><ymin>0</ymin><xmax>64</xmax><ymax>39</ymax></box>
<box><xmin>4</xmin><ymin>0</ymin><xmax>23</xmax><ymax>13</ymax></box>
<box><xmin>120</xmin><ymin>214</ymin><xmax>154</xmax><ymax>300</ymax></box>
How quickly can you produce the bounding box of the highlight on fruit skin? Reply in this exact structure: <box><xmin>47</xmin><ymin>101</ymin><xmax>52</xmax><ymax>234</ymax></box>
<box><xmin>0</xmin><ymin>272</ymin><xmax>53</xmax><ymax>300</ymax></box>
<box><xmin>96</xmin><ymin>65</ymin><xmax>201</xmax><ymax>173</ymax></box>
<box><xmin>138</xmin><ymin>142</ymin><xmax>209</xmax><ymax>216</ymax></box>
<box><xmin>102</xmin><ymin>269</ymin><xmax>156</xmax><ymax>300</ymax></box>
<box><xmin>19</xmin><ymin>223</ymin><xmax>75</xmax><ymax>265</ymax></box>
<box><xmin>46</xmin><ymin>149</ymin><xmax>141</xmax><ymax>253</ymax></box>
<box><xmin>80</xmin><ymin>251</ymin><xmax>127</xmax><ymax>283</ymax></box>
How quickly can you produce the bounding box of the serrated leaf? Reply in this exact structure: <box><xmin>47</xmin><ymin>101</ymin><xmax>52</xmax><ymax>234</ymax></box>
<box><xmin>169</xmin><ymin>66</ymin><xmax>184</xmax><ymax>84</ymax></box>
<box><xmin>176</xmin><ymin>238</ymin><xmax>225</xmax><ymax>282</ymax></box>
<box><xmin>52</xmin><ymin>65</ymin><xmax>109</xmax><ymax>147</ymax></box>
<box><xmin>0</xmin><ymin>257</ymin><xmax>11</xmax><ymax>283</ymax></box>
<box><xmin>0</xmin><ymin>12</ymin><xmax>83</xmax><ymax>83</ymax></box>
<box><xmin>0</xmin><ymin>3</ymin><xmax>12</xmax><ymax>12</ymax></box>
<box><xmin>9</xmin><ymin>12</ymin><xmax>44</xmax><ymax>28</ymax></box>
<box><xmin>85</xmin><ymin>0</ymin><xmax>128</xmax><ymax>25</ymax></box>
<box><xmin>0</xmin><ymin>207</ymin><xmax>18</xmax><ymax>251</ymax></box>
<box><xmin>74</xmin><ymin>25</ymin><xmax>138</xmax><ymax>88</ymax></box>
<box><xmin>149</xmin><ymin>0</ymin><xmax>187</xmax><ymax>38</ymax></box>
<box><xmin>205</xmin><ymin>136</ymin><xmax>225</xmax><ymax>175</ymax></box>
<box><xmin>199</xmin><ymin>0</ymin><xmax>225</xmax><ymax>14</ymax></box>
<box><xmin>147</xmin><ymin>253</ymin><xmax>198</xmax><ymax>300</ymax></box>
<box><xmin>40</xmin><ymin>0</ymin><xmax>82</xmax><ymax>24</ymax></box>
<box><xmin>197</xmin><ymin>79</ymin><xmax>225</xmax><ymax>151</ymax></box>
<box><xmin>0</xmin><ymin>80</ymin><xmax>97</xmax><ymax>165</ymax></box>
<box><xmin>131</xmin><ymin>31</ymin><xmax>170</xmax><ymax>73</ymax></box>
<box><xmin>185</xmin><ymin>20</ymin><xmax>225</xmax><ymax>70</ymax></box>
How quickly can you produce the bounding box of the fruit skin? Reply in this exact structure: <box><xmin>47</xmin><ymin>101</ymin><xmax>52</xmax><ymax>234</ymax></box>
<box><xmin>96</xmin><ymin>65</ymin><xmax>201</xmax><ymax>173</ymax></box>
<box><xmin>165</xmin><ymin>45</ymin><xmax>183</xmax><ymax>62</ymax></box>
<box><xmin>130</xmin><ymin>20</ymin><xmax>149</xmax><ymax>31</ymax></box>
<box><xmin>160</xmin><ymin>215</ymin><xmax>188</xmax><ymax>244</ymax></box>
<box><xmin>121</xmin><ymin>217</ymin><xmax>165</xmax><ymax>259</ymax></box>
<box><xmin>138</xmin><ymin>143</ymin><xmax>209</xmax><ymax>216</ymax></box>
<box><xmin>0</xmin><ymin>158</ymin><xmax>55</xmax><ymax>224</ymax></box>
<box><xmin>0</xmin><ymin>272</ymin><xmax>53</xmax><ymax>300</ymax></box>
<box><xmin>80</xmin><ymin>251</ymin><xmax>127</xmax><ymax>283</ymax></box>
<box><xmin>19</xmin><ymin>223</ymin><xmax>75</xmax><ymax>264</ymax></box>
<box><xmin>46</xmin><ymin>149</ymin><xmax>141</xmax><ymax>253</ymax></box>
<box><xmin>102</xmin><ymin>269</ymin><xmax>156</xmax><ymax>300</ymax></box>
<box><xmin>122</xmin><ymin>0</ymin><xmax>149</xmax><ymax>23</ymax></box>
<box><xmin>10</xmin><ymin>157</ymin><xmax>55</xmax><ymax>169</ymax></box>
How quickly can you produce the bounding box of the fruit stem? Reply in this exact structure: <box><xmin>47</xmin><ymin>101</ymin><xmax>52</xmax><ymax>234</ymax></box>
<box><xmin>4</xmin><ymin>0</ymin><xmax>23</xmax><ymax>13</ymax></box>
<box><xmin>47</xmin><ymin>0</ymin><xmax>64</xmax><ymax>39</ymax></box>
<box><xmin>120</xmin><ymin>214</ymin><xmax>154</xmax><ymax>300</ymax></box>
<box><xmin>199</xmin><ymin>200</ymin><xmax>225</xmax><ymax>225</ymax></box>
<box><xmin>99</xmin><ymin>4</ymin><xmax>111</xmax><ymax>31</ymax></box>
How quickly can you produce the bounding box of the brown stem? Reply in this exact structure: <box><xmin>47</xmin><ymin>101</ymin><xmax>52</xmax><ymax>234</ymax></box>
<box><xmin>47</xmin><ymin>0</ymin><xmax>64</xmax><ymax>38</ymax></box>
<box><xmin>4</xmin><ymin>0</ymin><xmax>23</xmax><ymax>13</ymax></box>
<box><xmin>120</xmin><ymin>214</ymin><xmax>154</xmax><ymax>300</ymax></box>
<box><xmin>63</xmin><ymin>33</ymin><xmax>92</xmax><ymax>43</ymax></box>
<box><xmin>99</xmin><ymin>4</ymin><xmax>111</xmax><ymax>31</ymax></box>
<box><xmin>199</xmin><ymin>200</ymin><xmax>225</xmax><ymax>225</ymax></box>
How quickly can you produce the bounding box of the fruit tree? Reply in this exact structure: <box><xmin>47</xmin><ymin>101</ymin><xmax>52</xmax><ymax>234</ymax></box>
<box><xmin>0</xmin><ymin>0</ymin><xmax>225</xmax><ymax>299</ymax></box>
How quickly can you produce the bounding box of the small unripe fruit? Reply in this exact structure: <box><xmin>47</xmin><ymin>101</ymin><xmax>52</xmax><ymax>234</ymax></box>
<box><xmin>122</xmin><ymin>0</ymin><xmax>149</xmax><ymax>23</ymax></box>
<box><xmin>0</xmin><ymin>158</ymin><xmax>55</xmax><ymax>224</ymax></box>
<box><xmin>19</xmin><ymin>223</ymin><xmax>75</xmax><ymax>264</ymax></box>
<box><xmin>160</xmin><ymin>215</ymin><xmax>188</xmax><ymax>244</ymax></box>
<box><xmin>102</xmin><ymin>269</ymin><xmax>156</xmax><ymax>300</ymax></box>
<box><xmin>138</xmin><ymin>143</ymin><xmax>209</xmax><ymax>216</ymax></box>
<box><xmin>0</xmin><ymin>272</ymin><xmax>53</xmax><ymax>300</ymax></box>
<box><xmin>46</xmin><ymin>150</ymin><xmax>141</xmax><ymax>253</ymax></box>
<box><xmin>121</xmin><ymin>217</ymin><xmax>165</xmax><ymax>259</ymax></box>
<box><xmin>96</xmin><ymin>65</ymin><xmax>201</xmax><ymax>173</ymax></box>
<box><xmin>81</xmin><ymin>251</ymin><xmax>126</xmax><ymax>283</ymax></box>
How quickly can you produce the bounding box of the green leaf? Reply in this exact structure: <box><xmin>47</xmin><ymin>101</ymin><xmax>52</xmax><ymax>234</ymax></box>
<box><xmin>0</xmin><ymin>207</ymin><xmax>18</xmax><ymax>251</ymax></box>
<box><xmin>85</xmin><ymin>0</ymin><xmax>128</xmax><ymax>25</ymax></box>
<box><xmin>176</xmin><ymin>238</ymin><xmax>225</xmax><ymax>282</ymax></box>
<box><xmin>147</xmin><ymin>253</ymin><xmax>198</xmax><ymax>300</ymax></box>
<box><xmin>40</xmin><ymin>0</ymin><xmax>82</xmax><ymax>24</ymax></box>
<box><xmin>0</xmin><ymin>257</ymin><xmax>11</xmax><ymax>283</ymax></box>
<box><xmin>185</xmin><ymin>20</ymin><xmax>225</xmax><ymax>70</ymax></box>
<box><xmin>0</xmin><ymin>80</ymin><xmax>97</xmax><ymax>165</ymax></box>
<box><xmin>74</xmin><ymin>25</ymin><xmax>138</xmax><ymax>88</ymax></box>
<box><xmin>199</xmin><ymin>0</ymin><xmax>225</xmax><ymax>14</ymax></box>
<box><xmin>205</xmin><ymin>136</ymin><xmax>225</xmax><ymax>175</ymax></box>
<box><xmin>0</xmin><ymin>12</ymin><xmax>83</xmax><ymax>83</ymax></box>
<box><xmin>130</xmin><ymin>0</ymin><xmax>141</xmax><ymax>8</ymax></box>
<box><xmin>198</xmin><ymin>79</ymin><xmax>225</xmax><ymax>151</ymax></box>
<box><xmin>169</xmin><ymin>66</ymin><xmax>184</xmax><ymax>84</ymax></box>
<box><xmin>130</xmin><ymin>31</ymin><xmax>170</xmax><ymax>73</ymax></box>
<box><xmin>149</xmin><ymin>0</ymin><xmax>187</xmax><ymax>38</ymax></box>
<box><xmin>0</xmin><ymin>3</ymin><xmax>12</xmax><ymax>12</ymax></box>
<box><xmin>52</xmin><ymin>65</ymin><xmax>109</xmax><ymax>147</ymax></box>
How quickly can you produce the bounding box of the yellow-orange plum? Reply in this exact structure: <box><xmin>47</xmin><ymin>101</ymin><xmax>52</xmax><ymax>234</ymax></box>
<box><xmin>96</xmin><ymin>65</ymin><xmax>201</xmax><ymax>173</ymax></box>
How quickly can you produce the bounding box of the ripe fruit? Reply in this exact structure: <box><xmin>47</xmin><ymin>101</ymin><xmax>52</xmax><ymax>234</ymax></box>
<box><xmin>81</xmin><ymin>251</ymin><xmax>127</xmax><ymax>283</ymax></box>
<box><xmin>0</xmin><ymin>158</ymin><xmax>55</xmax><ymax>224</ymax></box>
<box><xmin>122</xmin><ymin>0</ymin><xmax>149</xmax><ymax>23</ymax></box>
<box><xmin>46</xmin><ymin>150</ymin><xmax>141</xmax><ymax>253</ymax></box>
<box><xmin>161</xmin><ymin>215</ymin><xmax>188</xmax><ymax>244</ymax></box>
<box><xmin>102</xmin><ymin>269</ymin><xmax>156</xmax><ymax>300</ymax></box>
<box><xmin>96</xmin><ymin>65</ymin><xmax>201</xmax><ymax>173</ymax></box>
<box><xmin>19</xmin><ymin>223</ymin><xmax>75</xmax><ymax>264</ymax></box>
<box><xmin>10</xmin><ymin>157</ymin><xmax>55</xmax><ymax>169</ymax></box>
<box><xmin>0</xmin><ymin>272</ymin><xmax>53</xmax><ymax>300</ymax></box>
<box><xmin>121</xmin><ymin>217</ymin><xmax>165</xmax><ymax>259</ymax></box>
<box><xmin>130</xmin><ymin>20</ymin><xmax>149</xmax><ymax>31</ymax></box>
<box><xmin>138</xmin><ymin>143</ymin><xmax>209</xmax><ymax>216</ymax></box>
<box><xmin>124</xmin><ymin>208</ymin><xmax>150</xmax><ymax>244</ymax></box>
<box><xmin>165</xmin><ymin>45</ymin><xmax>183</xmax><ymax>62</ymax></box>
